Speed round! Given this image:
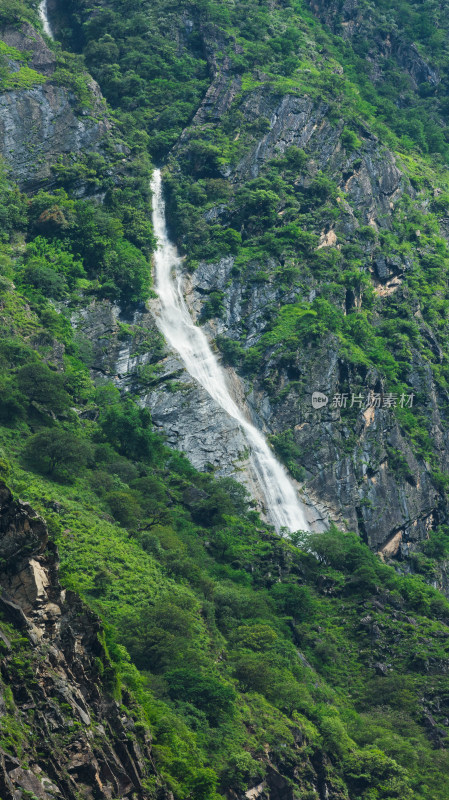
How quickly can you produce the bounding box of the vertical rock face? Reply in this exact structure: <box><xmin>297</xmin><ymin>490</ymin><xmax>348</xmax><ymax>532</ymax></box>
<box><xmin>0</xmin><ymin>83</ymin><xmax>110</xmax><ymax>191</ymax></box>
<box><xmin>242</xmin><ymin>342</ymin><xmax>443</xmax><ymax>551</ymax></box>
<box><xmin>228</xmin><ymin>89</ymin><xmax>406</xmax><ymax>228</ymax></box>
<box><xmin>167</xmin><ymin>79</ymin><xmax>441</xmax><ymax>550</ymax></box>
<box><xmin>0</xmin><ymin>23</ymin><xmax>111</xmax><ymax>190</ymax></box>
<box><xmin>0</xmin><ymin>482</ymin><xmax>158</xmax><ymax>799</ymax></box>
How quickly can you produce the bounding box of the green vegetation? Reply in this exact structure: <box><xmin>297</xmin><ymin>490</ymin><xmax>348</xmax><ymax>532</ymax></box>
<box><xmin>0</xmin><ymin>0</ymin><xmax>33</xmax><ymax>26</ymax></box>
<box><xmin>5</xmin><ymin>412</ymin><xmax>449</xmax><ymax>798</ymax></box>
<box><xmin>0</xmin><ymin>40</ymin><xmax>46</xmax><ymax>90</ymax></box>
<box><xmin>0</xmin><ymin>161</ymin><xmax>448</xmax><ymax>792</ymax></box>
<box><xmin>2</xmin><ymin>0</ymin><xmax>449</xmax><ymax>796</ymax></box>
<box><xmin>62</xmin><ymin>0</ymin><xmax>209</xmax><ymax>160</ymax></box>
<box><xmin>3</xmin><ymin>176</ymin><xmax>154</xmax><ymax>305</ymax></box>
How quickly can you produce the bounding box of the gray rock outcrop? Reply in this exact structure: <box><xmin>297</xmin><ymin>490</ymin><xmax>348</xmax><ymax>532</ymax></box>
<box><xmin>0</xmin><ymin>23</ymin><xmax>111</xmax><ymax>190</ymax></box>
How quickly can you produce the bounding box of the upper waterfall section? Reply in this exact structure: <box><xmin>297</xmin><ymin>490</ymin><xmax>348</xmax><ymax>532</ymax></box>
<box><xmin>39</xmin><ymin>0</ymin><xmax>54</xmax><ymax>39</ymax></box>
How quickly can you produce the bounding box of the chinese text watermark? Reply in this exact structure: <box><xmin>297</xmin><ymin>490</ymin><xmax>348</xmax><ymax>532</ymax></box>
<box><xmin>312</xmin><ymin>391</ymin><xmax>414</xmax><ymax>410</ymax></box>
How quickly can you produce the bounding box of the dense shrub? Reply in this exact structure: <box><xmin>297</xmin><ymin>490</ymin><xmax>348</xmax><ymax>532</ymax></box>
<box><xmin>23</xmin><ymin>428</ymin><xmax>93</xmax><ymax>478</ymax></box>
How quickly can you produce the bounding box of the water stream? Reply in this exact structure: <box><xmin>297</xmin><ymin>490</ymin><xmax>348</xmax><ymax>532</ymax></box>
<box><xmin>35</xmin><ymin>0</ymin><xmax>309</xmax><ymax>533</ymax></box>
<box><xmin>38</xmin><ymin>0</ymin><xmax>54</xmax><ymax>39</ymax></box>
<box><xmin>151</xmin><ymin>169</ymin><xmax>309</xmax><ymax>533</ymax></box>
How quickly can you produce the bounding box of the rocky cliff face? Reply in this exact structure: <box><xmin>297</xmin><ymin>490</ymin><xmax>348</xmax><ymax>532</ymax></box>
<box><xmin>0</xmin><ymin>23</ymin><xmax>110</xmax><ymax>190</ymax></box>
<box><xmin>0</xmin><ymin>481</ymin><xmax>158</xmax><ymax>800</ymax></box>
<box><xmin>70</xmin><ymin>300</ymin><xmax>311</xmax><ymax>524</ymax></box>
<box><xmin>1</xmin><ymin>6</ymin><xmax>446</xmax><ymax>556</ymax></box>
<box><xmin>73</xmin><ymin>301</ymin><xmax>250</xmax><ymax>479</ymax></box>
<box><xmin>184</xmin><ymin>256</ymin><xmax>443</xmax><ymax>551</ymax></box>
<box><xmin>67</xmin><ymin>65</ymin><xmax>446</xmax><ymax>547</ymax></box>
<box><xmin>162</xmin><ymin>34</ymin><xmax>449</xmax><ymax>552</ymax></box>
<box><xmin>233</xmin><ymin>91</ymin><xmax>406</xmax><ymax>224</ymax></box>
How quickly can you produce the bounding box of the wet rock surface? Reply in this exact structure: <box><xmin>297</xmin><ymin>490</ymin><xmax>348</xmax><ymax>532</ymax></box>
<box><xmin>72</xmin><ymin>294</ymin><xmax>327</xmax><ymax>529</ymax></box>
<box><xmin>71</xmin><ymin>301</ymin><xmax>281</xmax><ymax>514</ymax></box>
<box><xmin>142</xmin><ymin>366</ymin><xmax>250</xmax><ymax>476</ymax></box>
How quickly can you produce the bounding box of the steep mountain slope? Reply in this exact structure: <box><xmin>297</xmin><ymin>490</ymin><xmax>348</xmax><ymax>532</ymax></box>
<box><xmin>3</xmin><ymin>0</ymin><xmax>449</xmax><ymax>798</ymax></box>
<box><xmin>54</xmin><ymin>0</ymin><xmax>449</xmax><ymax>553</ymax></box>
<box><xmin>0</xmin><ymin>481</ymin><xmax>158</xmax><ymax>800</ymax></box>
<box><xmin>4</xmin><ymin>445</ymin><xmax>449</xmax><ymax>799</ymax></box>
<box><xmin>161</xmin><ymin>1</ymin><xmax>449</xmax><ymax>552</ymax></box>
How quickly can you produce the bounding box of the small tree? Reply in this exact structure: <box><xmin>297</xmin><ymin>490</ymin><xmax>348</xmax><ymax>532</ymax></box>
<box><xmin>23</xmin><ymin>428</ymin><xmax>92</xmax><ymax>479</ymax></box>
<box><xmin>105</xmin><ymin>490</ymin><xmax>142</xmax><ymax>528</ymax></box>
<box><xmin>187</xmin><ymin>768</ymin><xmax>218</xmax><ymax>800</ymax></box>
<box><xmin>99</xmin><ymin>399</ymin><xmax>163</xmax><ymax>462</ymax></box>
<box><xmin>17</xmin><ymin>362</ymin><xmax>71</xmax><ymax>413</ymax></box>
<box><xmin>182</xmin><ymin>140</ymin><xmax>222</xmax><ymax>177</ymax></box>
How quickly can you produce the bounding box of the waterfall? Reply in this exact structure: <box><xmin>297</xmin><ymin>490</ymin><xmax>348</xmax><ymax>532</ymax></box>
<box><xmin>151</xmin><ymin>169</ymin><xmax>309</xmax><ymax>533</ymax></box>
<box><xmin>39</xmin><ymin>0</ymin><xmax>54</xmax><ymax>39</ymax></box>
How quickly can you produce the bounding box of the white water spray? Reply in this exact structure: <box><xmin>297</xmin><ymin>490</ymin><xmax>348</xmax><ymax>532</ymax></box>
<box><xmin>151</xmin><ymin>169</ymin><xmax>309</xmax><ymax>533</ymax></box>
<box><xmin>39</xmin><ymin>0</ymin><xmax>54</xmax><ymax>39</ymax></box>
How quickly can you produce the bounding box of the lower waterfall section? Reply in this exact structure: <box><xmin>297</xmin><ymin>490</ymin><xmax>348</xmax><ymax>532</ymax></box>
<box><xmin>151</xmin><ymin>168</ymin><xmax>309</xmax><ymax>533</ymax></box>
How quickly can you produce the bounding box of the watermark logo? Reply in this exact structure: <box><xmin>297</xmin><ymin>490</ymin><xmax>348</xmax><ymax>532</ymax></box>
<box><xmin>312</xmin><ymin>391</ymin><xmax>415</xmax><ymax>410</ymax></box>
<box><xmin>312</xmin><ymin>391</ymin><xmax>329</xmax><ymax>409</ymax></box>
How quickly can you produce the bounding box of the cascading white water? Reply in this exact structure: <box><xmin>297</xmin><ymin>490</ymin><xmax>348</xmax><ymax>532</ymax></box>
<box><xmin>151</xmin><ymin>169</ymin><xmax>309</xmax><ymax>533</ymax></box>
<box><xmin>38</xmin><ymin>0</ymin><xmax>54</xmax><ymax>38</ymax></box>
